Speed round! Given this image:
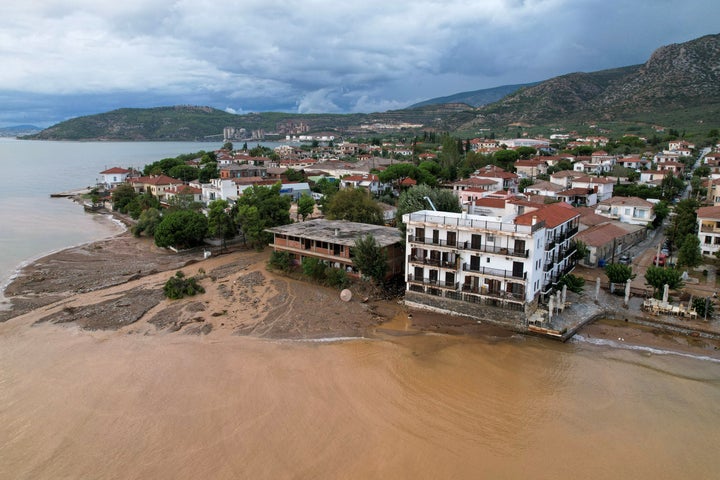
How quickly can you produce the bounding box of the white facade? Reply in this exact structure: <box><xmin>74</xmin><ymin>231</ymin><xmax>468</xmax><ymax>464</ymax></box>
<box><xmin>403</xmin><ymin>207</ymin><xmax>579</xmax><ymax>315</ymax></box>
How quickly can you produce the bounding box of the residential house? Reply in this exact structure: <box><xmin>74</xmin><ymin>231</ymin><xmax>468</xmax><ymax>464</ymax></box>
<box><xmin>639</xmin><ymin>170</ymin><xmax>668</xmax><ymax>186</ymax></box>
<box><xmin>595</xmin><ymin>196</ymin><xmax>655</xmax><ymax>226</ymax></box>
<box><xmin>575</xmin><ymin>222</ymin><xmax>646</xmax><ymax>267</ymax></box>
<box><xmin>266</xmin><ymin>219</ymin><xmax>404</xmax><ymax>278</ymax></box>
<box><xmin>571</xmin><ymin>176</ymin><xmax>615</xmax><ymax>202</ymax></box>
<box><xmin>99</xmin><ymin>167</ymin><xmax>131</xmax><ymax>189</ymax></box>
<box><xmin>340</xmin><ymin>174</ymin><xmax>386</xmax><ymax>195</ymax></box>
<box><xmin>219</xmin><ymin>164</ymin><xmax>267</xmax><ymax>179</ymax></box>
<box><xmin>697</xmin><ymin>206</ymin><xmax>720</xmax><ymax>256</ymax></box>
<box><xmin>556</xmin><ymin>187</ymin><xmax>597</xmax><ymax>207</ymax></box>
<box><xmin>472</xmin><ymin>165</ymin><xmax>519</xmax><ymax>193</ymax></box>
<box><xmin>668</xmin><ymin>140</ymin><xmax>695</xmax><ymax>152</ymax></box>
<box><xmin>402</xmin><ymin>201</ymin><xmax>579</xmax><ymax>327</ymax></box>
<box><xmin>513</xmin><ymin>158</ymin><xmax>549</xmax><ymax>179</ymax></box>
<box><xmin>129</xmin><ymin>175</ymin><xmax>184</xmax><ymax>201</ymax></box>
<box><xmin>524</xmin><ymin>180</ymin><xmax>564</xmax><ymax>198</ymax></box>
<box><xmin>164</xmin><ymin>185</ymin><xmax>203</xmax><ymax>205</ymax></box>
<box><xmin>550</xmin><ymin>170</ymin><xmax>586</xmax><ymax>188</ymax></box>
<box><xmin>617</xmin><ymin>155</ymin><xmax>651</xmax><ymax>170</ymax></box>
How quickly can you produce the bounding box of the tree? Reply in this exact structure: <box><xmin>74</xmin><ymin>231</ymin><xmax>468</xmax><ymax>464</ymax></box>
<box><xmin>132</xmin><ymin>207</ymin><xmax>161</xmax><ymax>238</ymax></box>
<box><xmin>207</xmin><ymin>199</ymin><xmax>236</xmax><ymax>250</ymax></box>
<box><xmin>297</xmin><ymin>193</ymin><xmax>315</xmax><ymax>221</ymax></box>
<box><xmin>516</xmin><ymin>146</ymin><xmax>536</xmax><ymax>159</ymax></box>
<box><xmin>439</xmin><ymin>134</ymin><xmax>461</xmax><ymax>169</ymax></box>
<box><xmin>558</xmin><ymin>274</ymin><xmax>584</xmax><ymax>294</ymax></box>
<box><xmin>168</xmin><ymin>164</ymin><xmax>199</xmax><ymax>182</ymax></box>
<box><xmin>667</xmin><ymin>198</ymin><xmax>699</xmax><ymax>249</ymax></box>
<box><xmin>222</xmin><ymin>141</ymin><xmax>233</xmax><ymax>151</ymax></box>
<box><xmin>154</xmin><ymin>209</ymin><xmax>208</xmax><ymax>250</ymax></box>
<box><xmin>111</xmin><ymin>184</ymin><xmax>137</xmax><ymax>213</ymax></box>
<box><xmin>677</xmin><ymin>234</ymin><xmax>702</xmax><ymax>268</ymax></box>
<box><xmin>644</xmin><ymin>266</ymin><xmax>684</xmax><ymax>299</ymax></box>
<box><xmin>396</xmin><ymin>184</ymin><xmax>462</xmax><ymax>233</ymax></box>
<box><xmin>126</xmin><ymin>192</ymin><xmax>161</xmax><ymax>220</ymax></box>
<box><xmin>234</xmin><ymin>182</ymin><xmax>292</xmax><ymax>248</ymax></box>
<box><xmin>605</xmin><ymin>263</ymin><xmax>635</xmax><ymax>284</ymax></box>
<box><xmin>652</xmin><ymin>200</ymin><xmax>670</xmax><ymax>226</ymax></box>
<box><xmin>693</xmin><ymin>297</ymin><xmax>715</xmax><ymax>319</ymax></box>
<box><xmin>285</xmin><ymin>168</ymin><xmax>306</xmax><ymax>182</ymax></box>
<box><xmin>351</xmin><ymin>234</ymin><xmax>387</xmax><ymax>284</ymax></box>
<box><xmin>518</xmin><ymin>177</ymin><xmax>534</xmax><ymax>193</ymax></box>
<box><xmin>493</xmin><ymin>149</ymin><xmax>520</xmax><ymax>167</ymax></box>
<box><xmin>325</xmin><ymin>188</ymin><xmax>384</xmax><ymax>225</ymax></box>
<box><xmin>198</xmin><ymin>162</ymin><xmax>219</xmax><ymax>183</ymax></box>
<box><xmin>573</xmin><ymin>240</ymin><xmax>589</xmax><ymax>262</ymax></box>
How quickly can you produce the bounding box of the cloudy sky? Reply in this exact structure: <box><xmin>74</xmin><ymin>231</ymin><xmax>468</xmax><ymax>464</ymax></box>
<box><xmin>0</xmin><ymin>0</ymin><xmax>717</xmax><ymax>127</ymax></box>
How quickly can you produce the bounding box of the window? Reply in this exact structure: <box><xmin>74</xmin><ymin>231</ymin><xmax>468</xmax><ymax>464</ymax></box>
<box><xmin>706</xmin><ymin>236</ymin><xmax>712</xmax><ymax>245</ymax></box>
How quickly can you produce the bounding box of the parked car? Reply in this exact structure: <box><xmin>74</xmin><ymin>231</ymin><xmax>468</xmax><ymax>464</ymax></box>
<box><xmin>653</xmin><ymin>253</ymin><xmax>668</xmax><ymax>266</ymax></box>
<box><xmin>618</xmin><ymin>255</ymin><xmax>632</xmax><ymax>265</ymax></box>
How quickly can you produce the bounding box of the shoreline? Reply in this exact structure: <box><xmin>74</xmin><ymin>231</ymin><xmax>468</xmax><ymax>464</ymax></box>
<box><xmin>0</xmin><ymin>207</ymin><xmax>718</xmax><ymax>360</ymax></box>
<box><xmin>0</xmin><ymin>202</ymin><xmax>127</xmax><ymax>309</ymax></box>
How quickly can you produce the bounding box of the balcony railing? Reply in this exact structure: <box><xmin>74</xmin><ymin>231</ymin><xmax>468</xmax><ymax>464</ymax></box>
<box><xmin>407</xmin><ymin>274</ymin><xmax>459</xmax><ymax>290</ymax></box>
<box><xmin>407</xmin><ymin>255</ymin><xmax>457</xmax><ymax>269</ymax></box>
<box><xmin>460</xmin><ymin>242</ymin><xmax>529</xmax><ymax>258</ymax></box>
<box><xmin>462</xmin><ymin>263</ymin><xmax>527</xmax><ymax>280</ymax></box>
<box><xmin>407</xmin><ymin>235</ymin><xmax>457</xmax><ymax>248</ymax></box>
<box><xmin>406</xmin><ymin>211</ymin><xmax>544</xmax><ymax>233</ymax></box>
<box><xmin>407</xmin><ymin>235</ymin><xmax>529</xmax><ymax>258</ymax></box>
<box><xmin>461</xmin><ymin>285</ymin><xmax>525</xmax><ymax>302</ymax></box>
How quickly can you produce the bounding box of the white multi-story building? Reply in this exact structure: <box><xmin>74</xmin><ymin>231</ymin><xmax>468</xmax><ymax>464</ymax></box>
<box><xmin>697</xmin><ymin>206</ymin><xmax>720</xmax><ymax>256</ymax></box>
<box><xmin>403</xmin><ymin>201</ymin><xmax>580</xmax><ymax>325</ymax></box>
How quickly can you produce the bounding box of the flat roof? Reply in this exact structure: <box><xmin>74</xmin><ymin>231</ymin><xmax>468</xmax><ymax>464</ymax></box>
<box><xmin>266</xmin><ymin>219</ymin><xmax>402</xmax><ymax>247</ymax></box>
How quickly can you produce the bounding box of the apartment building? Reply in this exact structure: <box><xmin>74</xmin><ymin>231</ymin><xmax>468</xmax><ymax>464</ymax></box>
<box><xmin>403</xmin><ymin>201</ymin><xmax>579</xmax><ymax>327</ymax></box>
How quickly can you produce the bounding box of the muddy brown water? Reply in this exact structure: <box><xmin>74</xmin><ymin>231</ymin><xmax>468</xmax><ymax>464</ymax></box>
<box><xmin>1</xmin><ymin>319</ymin><xmax>719</xmax><ymax>479</ymax></box>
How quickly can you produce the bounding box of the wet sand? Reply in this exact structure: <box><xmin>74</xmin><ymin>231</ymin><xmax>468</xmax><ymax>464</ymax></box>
<box><xmin>2</xmin><ymin>234</ymin><xmax>720</xmax><ymax>479</ymax></box>
<box><xmin>3</xmin><ymin>229</ymin><xmax>720</xmax><ymax>359</ymax></box>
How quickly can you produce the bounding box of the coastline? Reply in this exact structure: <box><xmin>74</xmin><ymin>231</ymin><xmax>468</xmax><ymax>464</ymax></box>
<box><xmin>1</xmin><ymin>218</ymin><xmax>719</xmax><ymax>362</ymax></box>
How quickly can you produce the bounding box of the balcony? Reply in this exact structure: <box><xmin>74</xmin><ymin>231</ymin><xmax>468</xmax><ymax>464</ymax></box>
<box><xmin>461</xmin><ymin>284</ymin><xmax>525</xmax><ymax>302</ymax></box>
<box><xmin>407</xmin><ymin>255</ymin><xmax>458</xmax><ymax>269</ymax></box>
<box><xmin>458</xmin><ymin>242</ymin><xmax>529</xmax><ymax>258</ymax></box>
<box><xmin>407</xmin><ymin>274</ymin><xmax>459</xmax><ymax>290</ymax></box>
<box><xmin>407</xmin><ymin>235</ymin><xmax>458</xmax><ymax>248</ymax></box>
<box><xmin>462</xmin><ymin>263</ymin><xmax>527</xmax><ymax>280</ymax></box>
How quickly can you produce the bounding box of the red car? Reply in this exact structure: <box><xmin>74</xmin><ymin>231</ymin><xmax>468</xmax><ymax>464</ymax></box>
<box><xmin>653</xmin><ymin>253</ymin><xmax>667</xmax><ymax>266</ymax></box>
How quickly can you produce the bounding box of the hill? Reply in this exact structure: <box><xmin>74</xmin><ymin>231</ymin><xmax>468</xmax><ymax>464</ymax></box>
<box><xmin>25</xmin><ymin>104</ymin><xmax>478</xmax><ymax>141</ymax></box>
<box><xmin>470</xmin><ymin>33</ymin><xmax>720</xmax><ymax>130</ymax></box>
<box><xmin>409</xmin><ymin>82</ymin><xmax>538</xmax><ymax>108</ymax></box>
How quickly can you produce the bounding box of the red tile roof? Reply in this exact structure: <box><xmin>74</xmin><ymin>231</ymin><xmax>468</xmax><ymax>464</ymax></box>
<box><xmin>697</xmin><ymin>206</ymin><xmax>720</xmax><ymax>219</ymax></box>
<box><xmin>100</xmin><ymin>167</ymin><xmax>130</xmax><ymax>174</ymax></box>
<box><xmin>575</xmin><ymin>222</ymin><xmax>630</xmax><ymax>247</ymax></box>
<box><xmin>473</xmin><ymin>198</ymin><xmax>506</xmax><ymax>209</ymax></box>
<box><xmin>130</xmin><ymin>175</ymin><xmax>183</xmax><ymax>186</ymax></box>
<box><xmin>514</xmin><ymin>202</ymin><xmax>579</xmax><ymax>228</ymax></box>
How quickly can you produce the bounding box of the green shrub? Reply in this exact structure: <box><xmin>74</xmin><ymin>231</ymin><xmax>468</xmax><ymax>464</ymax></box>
<box><xmin>558</xmin><ymin>273</ymin><xmax>585</xmax><ymax>294</ymax></box>
<box><xmin>268</xmin><ymin>251</ymin><xmax>293</xmax><ymax>272</ymax></box>
<box><xmin>324</xmin><ymin>267</ymin><xmax>350</xmax><ymax>289</ymax></box>
<box><xmin>163</xmin><ymin>271</ymin><xmax>205</xmax><ymax>299</ymax></box>
<box><xmin>302</xmin><ymin>257</ymin><xmax>326</xmax><ymax>281</ymax></box>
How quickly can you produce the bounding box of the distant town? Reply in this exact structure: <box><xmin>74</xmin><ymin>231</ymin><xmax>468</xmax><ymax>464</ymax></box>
<box><xmin>93</xmin><ymin>126</ymin><xmax>720</xmax><ymax>339</ymax></box>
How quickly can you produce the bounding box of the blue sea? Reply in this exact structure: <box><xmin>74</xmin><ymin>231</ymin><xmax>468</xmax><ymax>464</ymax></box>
<box><xmin>0</xmin><ymin>138</ymin><xmax>227</xmax><ymax>294</ymax></box>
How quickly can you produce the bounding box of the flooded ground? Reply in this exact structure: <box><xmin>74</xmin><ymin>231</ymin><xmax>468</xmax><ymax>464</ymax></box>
<box><xmin>1</xmin><ymin>319</ymin><xmax>718</xmax><ymax>479</ymax></box>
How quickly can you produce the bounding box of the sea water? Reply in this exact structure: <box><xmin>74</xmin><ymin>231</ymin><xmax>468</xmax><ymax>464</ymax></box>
<box><xmin>0</xmin><ymin>138</ymin><xmax>221</xmax><ymax>288</ymax></box>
